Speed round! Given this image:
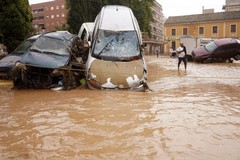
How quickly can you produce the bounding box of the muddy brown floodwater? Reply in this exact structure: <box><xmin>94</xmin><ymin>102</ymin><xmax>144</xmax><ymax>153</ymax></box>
<box><xmin>0</xmin><ymin>55</ymin><xmax>240</xmax><ymax>160</ymax></box>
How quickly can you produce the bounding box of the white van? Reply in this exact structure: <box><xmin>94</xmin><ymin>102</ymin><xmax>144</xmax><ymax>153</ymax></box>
<box><xmin>78</xmin><ymin>22</ymin><xmax>94</xmax><ymax>63</ymax></box>
<box><xmin>81</xmin><ymin>5</ymin><xmax>148</xmax><ymax>91</ymax></box>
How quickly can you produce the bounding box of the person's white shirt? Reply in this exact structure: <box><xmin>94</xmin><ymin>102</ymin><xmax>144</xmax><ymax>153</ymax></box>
<box><xmin>176</xmin><ymin>46</ymin><xmax>185</xmax><ymax>58</ymax></box>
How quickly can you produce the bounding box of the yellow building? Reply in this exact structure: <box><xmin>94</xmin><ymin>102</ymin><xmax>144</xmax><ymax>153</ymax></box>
<box><xmin>164</xmin><ymin>11</ymin><xmax>240</xmax><ymax>54</ymax></box>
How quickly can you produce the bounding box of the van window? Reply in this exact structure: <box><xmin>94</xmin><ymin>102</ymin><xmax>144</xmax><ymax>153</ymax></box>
<box><xmin>80</xmin><ymin>29</ymin><xmax>87</xmax><ymax>41</ymax></box>
<box><xmin>93</xmin><ymin>30</ymin><xmax>140</xmax><ymax>60</ymax></box>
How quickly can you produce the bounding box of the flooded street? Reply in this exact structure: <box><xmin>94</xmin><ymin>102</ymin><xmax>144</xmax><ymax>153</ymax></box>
<box><xmin>0</xmin><ymin>55</ymin><xmax>240</xmax><ymax>160</ymax></box>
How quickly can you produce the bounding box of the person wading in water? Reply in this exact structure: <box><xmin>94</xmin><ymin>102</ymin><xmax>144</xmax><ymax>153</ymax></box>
<box><xmin>176</xmin><ymin>43</ymin><xmax>187</xmax><ymax>72</ymax></box>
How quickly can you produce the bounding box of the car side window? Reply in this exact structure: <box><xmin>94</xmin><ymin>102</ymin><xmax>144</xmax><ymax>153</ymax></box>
<box><xmin>215</xmin><ymin>44</ymin><xmax>237</xmax><ymax>53</ymax></box>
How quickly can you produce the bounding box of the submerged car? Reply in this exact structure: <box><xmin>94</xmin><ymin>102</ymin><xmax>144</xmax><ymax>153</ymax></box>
<box><xmin>7</xmin><ymin>31</ymin><xmax>85</xmax><ymax>89</ymax></box>
<box><xmin>81</xmin><ymin>5</ymin><xmax>148</xmax><ymax>91</ymax></box>
<box><xmin>0</xmin><ymin>35</ymin><xmax>39</xmax><ymax>79</ymax></box>
<box><xmin>191</xmin><ymin>38</ymin><xmax>240</xmax><ymax>63</ymax></box>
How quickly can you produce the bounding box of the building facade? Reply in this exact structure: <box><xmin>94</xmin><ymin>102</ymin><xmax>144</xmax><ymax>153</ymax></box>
<box><xmin>164</xmin><ymin>11</ymin><xmax>240</xmax><ymax>54</ymax></box>
<box><xmin>142</xmin><ymin>0</ymin><xmax>165</xmax><ymax>55</ymax></box>
<box><xmin>30</xmin><ymin>0</ymin><xmax>67</xmax><ymax>34</ymax></box>
<box><xmin>164</xmin><ymin>0</ymin><xmax>240</xmax><ymax>55</ymax></box>
<box><xmin>223</xmin><ymin>0</ymin><xmax>240</xmax><ymax>12</ymax></box>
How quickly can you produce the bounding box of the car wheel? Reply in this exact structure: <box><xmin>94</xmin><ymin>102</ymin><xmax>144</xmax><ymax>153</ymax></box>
<box><xmin>233</xmin><ymin>53</ymin><xmax>240</xmax><ymax>60</ymax></box>
<box><xmin>226</xmin><ymin>58</ymin><xmax>233</xmax><ymax>63</ymax></box>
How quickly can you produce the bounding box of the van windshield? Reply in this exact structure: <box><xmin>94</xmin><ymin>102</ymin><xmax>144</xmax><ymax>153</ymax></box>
<box><xmin>93</xmin><ymin>30</ymin><xmax>140</xmax><ymax>60</ymax></box>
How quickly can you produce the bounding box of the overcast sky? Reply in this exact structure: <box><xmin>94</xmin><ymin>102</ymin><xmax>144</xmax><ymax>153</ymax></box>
<box><xmin>157</xmin><ymin>0</ymin><xmax>226</xmax><ymax>17</ymax></box>
<box><xmin>28</xmin><ymin>0</ymin><xmax>226</xmax><ymax>18</ymax></box>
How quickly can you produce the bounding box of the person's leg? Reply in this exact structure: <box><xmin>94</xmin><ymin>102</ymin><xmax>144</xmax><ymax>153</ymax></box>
<box><xmin>178</xmin><ymin>58</ymin><xmax>181</xmax><ymax>70</ymax></box>
<box><xmin>183</xmin><ymin>57</ymin><xmax>187</xmax><ymax>71</ymax></box>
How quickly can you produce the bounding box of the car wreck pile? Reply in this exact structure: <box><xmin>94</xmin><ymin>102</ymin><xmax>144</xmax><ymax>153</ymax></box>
<box><xmin>0</xmin><ymin>31</ymin><xmax>86</xmax><ymax>90</ymax></box>
<box><xmin>0</xmin><ymin>5</ymin><xmax>149</xmax><ymax>91</ymax></box>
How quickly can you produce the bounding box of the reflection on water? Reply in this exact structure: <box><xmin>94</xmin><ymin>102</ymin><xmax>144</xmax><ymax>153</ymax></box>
<box><xmin>0</xmin><ymin>56</ymin><xmax>240</xmax><ymax>160</ymax></box>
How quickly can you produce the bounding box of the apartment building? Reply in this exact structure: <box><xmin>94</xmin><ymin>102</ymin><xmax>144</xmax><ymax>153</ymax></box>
<box><xmin>30</xmin><ymin>0</ymin><xmax>67</xmax><ymax>34</ymax></box>
<box><xmin>164</xmin><ymin>0</ymin><xmax>240</xmax><ymax>54</ymax></box>
<box><xmin>142</xmin><ymin>0</ymin><xmax>165</xmax><ymax>55</ymax></box>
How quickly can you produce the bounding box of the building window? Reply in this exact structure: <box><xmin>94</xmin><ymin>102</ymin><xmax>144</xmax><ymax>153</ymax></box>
<box><xmin>51</xmin><ymin>15</ymin><xmax>54</xmax><ymax>19</ymax></box>
<box><xmin>56</xmin><ymin>6</ymin><xmax>59</xmax><ymax>9</ymax></box>
<box><xmin>199</xmin><ymin>27</ymin><xmax>204</xmax><ymax>35</ymax></box>
<box><xmin>231</xmin><ymin>24</ymin><xmax>236</xmax><ymax>33</ymax></box>
<box><xmin>33</xmin><ymin>16</ymin><xmax>44</xmax><ymax>21</ymax></box>
<box><xmin>38</xmin><ymin>24</ymin><xmax>45</xmax><ymax>28</ymax></box>
<box><xmin>51</xmin><ymin>6</ymin><xmax>54</xmax><ymax>10</ymax></box>
<box><xmin>32</xmin><ymin>8</ymin><xmax>44</xmax><ymax>14</ymax></box>
<box><xmin>61</xmin><ymin>13</ymin><xmax>65</xmax><ymax>17</ymax></box>
<box><xmin>212</xmin><ymin>26</ymin><xmax>218</xmax><ymax>34</ymax></box>
<box><xmin>183</xmin><ymin>28</ymin><xmax>188</xmax><ymax>35</ymax></box>
<box><xmin>61</xmin><ymin>4</ymin><xmax>64</xmax><ymax>9</ymax></box>
<box><xmin>171</xmin><ymin>29</ymin><xmax>176</xmax><ymax>36</ymax></box>
<box><xmin>172</xmin><ymin>41</ymin><xmax>176</xmax><ymax>50</ymax></box>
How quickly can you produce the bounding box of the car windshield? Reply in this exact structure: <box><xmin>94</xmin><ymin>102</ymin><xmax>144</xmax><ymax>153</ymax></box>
<box><xmin>31</xmin><ymin>36</ymin><xmax>69</xmax><ymax>56</ymax></box>
<box><xmin>204</xmin><ymin>41</ymin><xmax>218</xmax><ymax>53</ymax></box>
<box><xmin>11</xmin><ymin>39</ymin><xmax>33</xmax><ymax>55</ymax></box>
<box><xmin>93</xmin><ymin>30</ymin><xmax>140</xmax><ymax>60</ymax></box>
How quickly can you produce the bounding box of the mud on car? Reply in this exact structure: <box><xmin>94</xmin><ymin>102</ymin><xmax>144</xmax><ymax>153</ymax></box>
<box><xmin>81</xmin><ymin>5</ymin><xmax>148</xmax><ymax>91</ymax></box>
<box><xmin>11</xmin><ymin>31</ymin><xmax>85</xmax><ymax>90</ymax></box>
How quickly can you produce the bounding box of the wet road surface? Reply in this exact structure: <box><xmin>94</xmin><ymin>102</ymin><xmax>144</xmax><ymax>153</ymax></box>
<box><xmin>0</xmin><ymin>56</ymin><xmax>240</xmax><ymax>160</ymax></box>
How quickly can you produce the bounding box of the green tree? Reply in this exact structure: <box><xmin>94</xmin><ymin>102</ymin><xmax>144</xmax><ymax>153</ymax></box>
<box><xmin>67</xmin><ymin>0</ymin><xmax>153</xmax><ymax>34</ymax></box>
<box><xmin>0</xmin><ymin>0</ymin><xmax>32</xmax><ymax>52</ymax></box>
<box><xmin>67</xmin><ymin>0</ymin><xmax>108</xmax><ymax>33</ymax></box>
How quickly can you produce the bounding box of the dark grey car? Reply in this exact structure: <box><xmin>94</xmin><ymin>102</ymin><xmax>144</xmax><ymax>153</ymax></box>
<box><xmin>1</xmin><ymin>31</ymin><xmax>85</xmax><ymax>90</ymax></box>
<box><xmin>0</xmin><ymin>35</ymin><xmax>39</xmax><ymax>79</ymax></box>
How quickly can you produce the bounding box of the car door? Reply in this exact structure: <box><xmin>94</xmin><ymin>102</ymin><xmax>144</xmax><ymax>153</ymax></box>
<box><xmin>213</xmin><ymin>43</ymin><xmax>238</xmax><ymax>58</ymax></box>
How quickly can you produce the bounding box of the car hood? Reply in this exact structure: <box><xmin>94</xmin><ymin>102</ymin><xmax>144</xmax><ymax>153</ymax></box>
<box><xmin>0</xmin><ymin>55</ymin><xmax>22</xmax><ymax>69</ymax></box>
<box><xmin>192</xmin><ymin>46</ymin><xmax>210</xmax><ymax>60</ymax></box>
<box><xmin>0</xmin><ymin>51</ymin><xmax>70</xmax><ymax>69</ymax></box>
<box><xmin>20</xmin><ymin>51</ymin><xmax>70</xmax><ymax>69</ymax></box>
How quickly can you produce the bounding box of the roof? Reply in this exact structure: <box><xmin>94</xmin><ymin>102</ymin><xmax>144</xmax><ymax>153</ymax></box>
<box><xmin>164</xmin><ymin>11</ymin><xmax>240</xmax><ymax>25</ymax></box>
<box><xmin>43</xmin><ymin>31</ymin><xmax>73</xmax><ymax>41</ymax></box>
<box><xmin>214</xmin><ymin>38</ymin><xmax>239</xmax><ymax>46</ymax></box>
<box><xmin>99</xmin><ymin>5</ymin><xmax>135</xmax><ymax>31</ymax></box>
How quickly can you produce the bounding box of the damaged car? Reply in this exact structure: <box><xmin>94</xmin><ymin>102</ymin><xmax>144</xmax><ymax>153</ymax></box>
<box><xmin>82</xmin><ymin>5</ymin><xmax>148</xmax><ymax>91</ymax></box>
<box><xmin>191</xmin><ymin>38</ymin><xmax>240</xmax><ymax>63</ymax></box>
<box><xmin>0</xmin><ymin>34</ymin><xmax>39</xmax><ymax>79</ymax></box>
<box><xmin>10</xmin><ymin>31</ymin><xmax>85</xmax><ymax>90</ymax></box>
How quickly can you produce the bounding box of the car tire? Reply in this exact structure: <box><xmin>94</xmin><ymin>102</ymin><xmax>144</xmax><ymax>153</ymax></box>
<box><xmin>233</xmin><ymin>53</ymin><xmax>240</xmax><ymax>60</ymax></box>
